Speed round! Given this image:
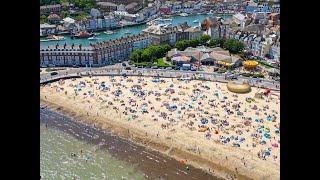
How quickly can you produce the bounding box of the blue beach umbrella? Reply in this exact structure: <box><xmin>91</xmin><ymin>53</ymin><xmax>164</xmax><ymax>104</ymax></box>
<box><xmin>234</xmin><ymin>143</ymin><xmax>240</xmax><ymax>147</ymax></box>
<box><xmin>260</xmin><ymin>140</ymin><xmax>266</xmax><ymax>145</ymax></box>
<box><xmin>264</xmin><ymin>133</ymin><xmax>271</xmax><ymax>139</ymax></box>
<box><xmin>265</xmin><ymin>150</ymin><xmax>271</xmax><ymax>155</ymax></box>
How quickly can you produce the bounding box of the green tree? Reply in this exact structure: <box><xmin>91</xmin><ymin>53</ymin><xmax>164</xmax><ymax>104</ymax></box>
<box><xmin>174</xmin><ymin>41</ymin><xmax>187</xmax><ymax>51</ymax></box>
<box><xmin>209</xmin><ymin>37</ymin><xmax>224</xmax><ymax>48</ymax></box>
<box><xmin>199</xmin><ymin>34</ymin><xmax>211</xmax><ymax>45</ymax></box>
<box><xmin>224</xmin><ymin>38</ymin><xmax>244</xmax><ymax>54</ymax></box>
<box><xmin>40</xmin><ymin>15</ymin><xmax>47</xmax><ymax>24</ymax></box>
<box><xmin>141</xmin><ymin>49</ymin><xmax>152</xmax><ymax>62</ymax></box>
<box><xmin>189</xmin><ymin>38</ymin><xmax>200</xmax><ymax>47</ymax></box>
<box><xmin>144</xmin><ymin>0</ymin><xmax>148</xmax><ymax>7</ymax></box>
<box><xmin>160</xmin><ymin>44</ymin><xmax>171</xmax><ymax>56</ymax></box>
<box><xmin>147</xmin><ymin>46</ymin><xmax>162</xmax><ymax>59</ymax></box>
<box><xmin>130</xmin><ymin>49</ymin><xmax>143</xmax><ymax>62</ymax></box>
<box><xmin>239</xmin><ymin>51</ymin><xmax>249</xmax><ymax>59</ymax></box>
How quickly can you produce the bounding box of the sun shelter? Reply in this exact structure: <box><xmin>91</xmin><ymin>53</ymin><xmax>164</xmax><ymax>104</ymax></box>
<box><xmin>268</xmin><ymin>68</ymin><xmax>280</xmax><ymax>76</ymax></box>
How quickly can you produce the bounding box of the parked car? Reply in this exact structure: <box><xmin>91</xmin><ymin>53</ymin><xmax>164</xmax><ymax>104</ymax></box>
<box><xmin>51</xmin><ymin>72</ymin><xmax>58</xmax><ymax>76</ymax></box>
<box><xmin>145</xmin><ymin>66</ymin><xmax>151</xmax><ymax>68</ymax></box>
<box><xmin>122</xmin><ymin>63</ymin><xmax>126</xmax><ymax>66</ymax></box>
<box><xmin>226</xmin><ymin>74</ymin><xmax>238</xmax><ymax>80</ymax></box>
<box><xmin>151</xmin><ymin>66</ymin><xmax>158</xmax><ymax>69</ymax></box>
<box><xmin>72</xmin><ymin>65</ymin><xmax>80</xmax><ymax>68</ymax></box>
<box><xmin>125</xmin><ymin>67</ymin><xmax>131</xmax><ymax>70</ymax></box>
<box><xmin>137</xmin><ymin>66</ymin><xmax>143</xmax><ymax>68</ymax></box>
<box><xmin>166</xmin><ymin>67</ymin><xmax>172</xmax><ymax>70</ymax></box>
<box><xmin>174</xmin><ymin>66</ymin><xmax>180</xmax><ymax>70</ymax></box>
<box><xmin>241</xmin><ymin>73</ymin><xmax>251</xmax><ymax>77</ymax></box>
<box><xmin>273</xmin><ymin>77</ymin><xmax>280</xmax><ymax>81</ymax></box>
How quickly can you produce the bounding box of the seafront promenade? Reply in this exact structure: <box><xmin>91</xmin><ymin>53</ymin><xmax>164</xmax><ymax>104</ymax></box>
<box><xmin>40</xmin><ymin>67</ymin><xmax>280</xmax><ymax>91</ymax></box>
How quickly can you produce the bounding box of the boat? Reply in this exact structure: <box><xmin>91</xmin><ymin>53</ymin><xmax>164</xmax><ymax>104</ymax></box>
<box><xmin>74</xmin><ymin>31</ymin><xmax>90</xmax><ymax>38</ymax></box>
<box><xmin>207</xmin><ymin>10</ymin><xmax>214</xmax><ymax>15</ymax></box>
<box><xmin>125</xmin><ymin>30</ymin><xmax>132</xmax><ymax>34</ymax></box>
<box><xmin>193</xmin><ymin>19</ymin><xmax>199</xmax><ymax>23</ymax></box>
<box><xmin>88</xmin><ymin>36</ymin><xmax>98</xmax><ymax>40</ymax></box>
<box><xmin>179</xmin><ymin>13</ymin><xmax>188</xmax><ymax>17</ymax></box>
<box><xmin>53</xmin><ymin>35</ymin><xmax>65</xmax><ymax>41</ymax></box>
<box><xmin>45</xmin><ymin>35</ymin><xmax>66</xmax><ymax>41</ymax></box>
<box><xmin>104</xmin><ymin>30</ymin><xmax>114</xmax><ymax>34</ymax></box>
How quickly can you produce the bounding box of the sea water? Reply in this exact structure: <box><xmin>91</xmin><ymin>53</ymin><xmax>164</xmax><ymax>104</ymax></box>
<box><xmin>40</xmin><ymin>125</ymin><xmax>145</xmax><ymax>179</ymax></box>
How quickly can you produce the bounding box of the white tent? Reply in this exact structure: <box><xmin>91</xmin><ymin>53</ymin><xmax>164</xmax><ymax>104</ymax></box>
<box><xmin>62</xmin><ymin>17</ymin><xmax>76</xmax><ymax>23</ymax></box>
<box><xmin>268</xmin><ymin>68</ymin><xmax>280</xmax><ymax>74</ymax></box>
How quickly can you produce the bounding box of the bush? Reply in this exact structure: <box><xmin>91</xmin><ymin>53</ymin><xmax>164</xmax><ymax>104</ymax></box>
<box><xmin>45</xmin><ymin>68</ymin><xmax>58</xmax><ymax>72</ymax></box>
<box><xmin>240</xmin><ymin>72</ymin><xmax>253</xmax><ymax>77</ymax></box>
<box><xmin>217</xmin><ymin>68</ymin><xmax>227</xmax><ymax>74</ymax></box>
<box><xmin>256</xmin><ymin>72</ymin><xmax>264</xmax><ymax>78</ymax></box>
<box><xmin>157</xmin><ymin>58</ymin><xmax>166</xmax><ymax>66</ymax></box>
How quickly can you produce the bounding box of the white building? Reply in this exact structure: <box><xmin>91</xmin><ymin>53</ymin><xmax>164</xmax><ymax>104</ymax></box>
<box><xmin>169</xmin><ymin>31</ymin><xmax>176</xmax><ymax>46</ymax></box>
<box><xmin>269</xmin><ymin>45</ymin><xmax>280</xmax><ymax>61</ymax></box>
<box><xmin>113</xmin><ymin>11</ymin><xmax>129</xmax><ymax>16</ymax></box>
<box><xmin>252</xmin><ymin>12</ymin><xmax>265</xmax><ymax>20</ymax></box>
<box><xmin>185</xmin><ymin>26</ymin><xmax>203</xmax><ymax>40</ymax></box>
<box><xmin>117</xmin><ymin>4</ymin><xmax>126</xmax><ymax>11</ymax></box>
<box><xmin>232</xmin><ymin>13</ymin><xmax>247</xmax><ymax>29</ymax></box>
<box><xmin>90</xmin><ymin>8</ymin><xmax>101</xmax><ymax>18</ymax></box>
<box><xmin>133</xmin><ymin>34</ymin><xmax>152</xmax><ymax>50</ymax></box>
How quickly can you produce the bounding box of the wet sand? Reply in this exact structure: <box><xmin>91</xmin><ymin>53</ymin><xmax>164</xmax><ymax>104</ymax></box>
<box><xmin>41</xmin><ymin>108</ymin><xmax>220</xmax><ymax>180</ymax></box>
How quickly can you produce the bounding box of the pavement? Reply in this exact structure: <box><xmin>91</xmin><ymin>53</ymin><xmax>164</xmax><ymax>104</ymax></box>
<box><xmin>40</xmin><ymin>62</ymin><xmax>280</xmax><ymax>91</ymax></box>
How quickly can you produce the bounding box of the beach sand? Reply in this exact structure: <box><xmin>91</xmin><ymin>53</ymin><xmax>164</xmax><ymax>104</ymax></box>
<box><xmin>40</xmin><ymin>76</ymin><xmax>280</xmax><ymax>180</ymax></box>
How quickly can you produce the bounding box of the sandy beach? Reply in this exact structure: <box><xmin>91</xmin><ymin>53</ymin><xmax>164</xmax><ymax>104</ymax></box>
<box><xmin>40</xmin><ymin>76</ymin><xmax>280</xmax><ymax>180</ymax></box>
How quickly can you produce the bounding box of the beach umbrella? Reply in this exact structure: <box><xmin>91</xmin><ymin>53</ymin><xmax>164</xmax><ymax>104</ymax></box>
<box><xmin>233</xmin><ymin>143</ymin><xmax>240</xmax><ymax>147</ymax></box>
<box><xmin>260</xmin><ymin>140</ymin><xmax>266</xmax><ymax>145</ymax></box>
<box><xmin>211</xmin><ymin>119</ymin><xmax>218</xmax><ymax>125</ymax></box>
<box><xmin>274</xmin><ymin>129</ymin><xmax>280</xmax><ymax>134</ymax></box>
<box><xmin>265</xmin><ymin>150</ymin><xmax>271</xmax><ymax>155</ymax></box>
<box><xmin>264</xmin><ymin>133</ymin><xmax>271</xmax><ymax>139</ymax></box>
<box><xmin>272</xmin><ymin>143</ymin><xmax>279</xmax><ymax>148</ymax></box>
<box><xmin>141</xmin><ymin>107</ymin><xmax>147</xmax><ymax>111</ymax></box>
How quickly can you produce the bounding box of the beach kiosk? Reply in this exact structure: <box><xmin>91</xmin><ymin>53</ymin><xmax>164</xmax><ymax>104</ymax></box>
<box><xmin>242</xmin><ymin>60</ymin><xmax>258</xmax><ymax>70</ymax></box>
<box><xmin>227</xmin><ymin>80</ymin><xmax>252</xmax><ymax>93</ymax></box>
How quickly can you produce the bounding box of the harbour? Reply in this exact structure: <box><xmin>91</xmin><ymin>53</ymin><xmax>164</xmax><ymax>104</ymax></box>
<box><xmin>40</xmin><ymin>14</ymin><xmax>232</xmax><ymax>47</ymax></box>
